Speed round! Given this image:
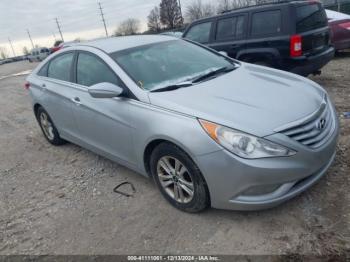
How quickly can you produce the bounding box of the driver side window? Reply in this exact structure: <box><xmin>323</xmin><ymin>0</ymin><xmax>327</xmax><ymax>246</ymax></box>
<box><xmin>77</xmin><ymin>52</ymin><xmax>120</xmax><ymax>87</ymax></box>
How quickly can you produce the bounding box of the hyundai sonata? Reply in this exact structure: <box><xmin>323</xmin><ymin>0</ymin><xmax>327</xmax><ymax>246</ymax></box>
<box><xmin>26</xmin><ymin>35</ymin><xmax>339</xmax><ymax>212</ymax></box>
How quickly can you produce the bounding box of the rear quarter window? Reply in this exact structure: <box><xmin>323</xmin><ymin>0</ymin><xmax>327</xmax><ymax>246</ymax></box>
<box><xmin>37</xmin><ymin>63</ymin><xmax>49</xmax><ymax>77</ymax></box>
<box><xmin>47</xmin><ymin>53</ymin><xmax>74</xmax><ymax>82</ymax></box>
<box><xmin>296</xmin><ymin>4</ymin><xmax>328</xmax><ymax>33</ymax></box>
<box><xmin>251</xmin><ymin>10</ymin><xmax>282</xmax><ymax>36</ymax></box>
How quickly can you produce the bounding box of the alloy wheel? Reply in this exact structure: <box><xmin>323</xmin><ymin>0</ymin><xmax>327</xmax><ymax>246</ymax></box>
<box><xmin>39</xmin><ymin>112</ymin><xmax>55</xmax><ymax>141</ymax></box>
<box><xmin>156</xmin><ymin>156</ymin><xmax>194</xmax><ymax>204</ymax></box>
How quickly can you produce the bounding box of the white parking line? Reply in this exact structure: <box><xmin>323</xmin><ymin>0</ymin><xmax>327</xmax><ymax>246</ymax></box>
<box><xmin>0</xmin><ymin>70</ymin><xmax>32</xmax><ymax>81</ymax></box>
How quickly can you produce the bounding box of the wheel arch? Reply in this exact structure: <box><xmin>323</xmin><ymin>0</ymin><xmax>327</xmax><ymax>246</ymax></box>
<box><xmin>237</xmin><ymin>48</ymin><xmax>280</xmax><ymax>63</ymax></box>
<box><xmin>33</xmin><ymin>103</ymin><xmax>43</xmax><ymax>119</ymax></box>
<box><xmin>143</xmin><ymin>137</ymin><xmax>199</xmax><ymax>178</ymax></box>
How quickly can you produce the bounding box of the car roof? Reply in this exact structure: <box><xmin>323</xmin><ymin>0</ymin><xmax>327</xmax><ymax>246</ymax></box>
<box><xmin>75</xmin><ymin>35</ymin><xmax>179</xmax><ymax>53</ymax></box>
<box><xmin>326</xmin><ymin>9</ymin><xmax>350</xmax><ymax>21</ymax></box>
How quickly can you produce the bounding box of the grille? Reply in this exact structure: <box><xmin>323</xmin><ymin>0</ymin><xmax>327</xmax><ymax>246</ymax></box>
<box><xmin>280</xmin><ymin>100</ymin><xmax>335</xmax><ymax>149</ymax></box>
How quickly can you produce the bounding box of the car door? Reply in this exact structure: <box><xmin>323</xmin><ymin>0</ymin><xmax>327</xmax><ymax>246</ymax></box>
<box><xmin>70</xmin><ymin>51</ymin><xmax>134</xmax><ymax>165</ymax></box>
<box><xmin>209</xmin><ymin>14</ymin><xmax>247</xmax><ymax>58</ymax></box>
<box><xmin>37</xmin><ymin>51</ymin><xmax>80</xmax><ymax>140</ymax></box>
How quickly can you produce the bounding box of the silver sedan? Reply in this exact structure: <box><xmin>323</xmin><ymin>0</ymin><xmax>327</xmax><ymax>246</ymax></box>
<box><xmin>26</xmin><ymin>35</ymin><xmax>339</xmax><ymax>212</ymax></box>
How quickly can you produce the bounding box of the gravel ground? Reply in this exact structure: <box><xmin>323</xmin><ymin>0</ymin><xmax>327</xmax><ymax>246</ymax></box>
<box><xmin>0</xmin><ymin>57</ymin><xmax>349</xmax><ymax>256</ymax></box>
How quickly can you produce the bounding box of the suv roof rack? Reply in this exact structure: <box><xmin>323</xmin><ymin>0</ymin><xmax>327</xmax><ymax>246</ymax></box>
<box><xmin>220</xmin><ymin>0</ymin><xmax>310</xmax><ymax>14</ymax></box>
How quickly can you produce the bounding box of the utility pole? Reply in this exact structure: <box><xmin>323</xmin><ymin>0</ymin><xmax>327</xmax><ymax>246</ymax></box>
<box><xmin>27</xmin><ymin>29</ymin><xmax>34</xmax><ymax>49</ymax></box>
<box><xmin>98</xmin><ymin>2</ymin><xmax>109</xmax><ymax>37</ymax></box>
<box><xmin>55</xmin><ymin>18</ymin><xmax>64</xmax><ymax>42</ymax></box>
<box><xmin>178</xmin><ymin>0</ymin><xmax>184</xmax><ymax>25</ymax></box>
<box><xmin>8</xmin><ymin>38</ymin><xmax>16</xmax><ymax>57</ymax></box>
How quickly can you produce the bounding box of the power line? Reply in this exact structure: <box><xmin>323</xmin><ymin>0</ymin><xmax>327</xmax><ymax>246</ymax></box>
<box><xmin>55</xmin><ymin>18</ymin><xmax>64</xmax><ymax>42</ymax></box>
<box><xmin>8</xmin><ymin>38</ymin><xmax>16</xmax><ymax>57</ymax></box>
<box><xmin>98</xmin><ymin>2</ymin><xmax>108</xmax><ymax>37</ymax></box>
<box><xmin>27</xmin><ymin>29</ymin><xmax>35</xmax><ymax>49</ymax></box>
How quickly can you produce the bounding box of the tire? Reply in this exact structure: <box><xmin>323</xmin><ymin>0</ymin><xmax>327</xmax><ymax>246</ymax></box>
<box><xmin>150</xmin><ymin>142</ymin><xmax>210</xmax><ymax>213</ymax></box>
<box><xmin>36</xmin><ymin>107</ymin><xmax>66</xmax><ymax>146</ymax></box>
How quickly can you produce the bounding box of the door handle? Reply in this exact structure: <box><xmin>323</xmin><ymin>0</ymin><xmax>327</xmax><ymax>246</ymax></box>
<box><xmin>41</xmin><ymin>83</ymin><xmax>46</xmax><ymax>91</ymax></box>
<box><xmin>71</xmin><ymin>97</ymin><xmax>82</xmax><ymax>105</ymax></box>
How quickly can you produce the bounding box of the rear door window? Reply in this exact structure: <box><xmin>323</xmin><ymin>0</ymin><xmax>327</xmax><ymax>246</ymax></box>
<box><xmin>216</xmin><ymin>15</ymin><xmax>245</xmax><ymax>40</ymax></box>
<box><xmin>296</xmin><ymin>3</ymin><xmax>328</xmax><ymax>33</ymax></box>
<box><xmin>185</xmin><ymin>22</ymin><xmax>212</xmax><ymax>44</ymax></box>
<box><xmin>251</xmin><ymin>10</ymin><xmax>282</xmax><ymax>36</ymax></box>
<box><xmin>76</xmin><ymin>52</ymin><xmax>120</xmax><ymax>87</ymax></box>
<box><xmin>48</xmin><ymin>52</ymin><xmax>74</xmax><ymax>82</ymax></box>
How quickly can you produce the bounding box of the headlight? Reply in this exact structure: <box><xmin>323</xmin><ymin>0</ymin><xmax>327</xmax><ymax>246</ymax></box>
<box><xmin>199</xmin><ymin>119</ymin><xmax>296</xmax><ymax>159</ymax></box>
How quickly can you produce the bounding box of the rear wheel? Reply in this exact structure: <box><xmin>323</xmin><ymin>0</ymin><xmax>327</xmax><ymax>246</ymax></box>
<box><xmin>36</xmin><ymin>107</ymin><xmax>66</xmax><ymax>146</ymax></box>
<box><xmin>150</xmin><ymin>143</ymin><xmax>210</xmax><ymax>213</ymax></box>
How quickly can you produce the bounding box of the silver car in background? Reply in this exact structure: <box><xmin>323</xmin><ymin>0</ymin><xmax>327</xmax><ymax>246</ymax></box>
<box><xmin>26</xmin><ymin>35</ymin><xmax>339</xmax><ymax>212</ymax></box>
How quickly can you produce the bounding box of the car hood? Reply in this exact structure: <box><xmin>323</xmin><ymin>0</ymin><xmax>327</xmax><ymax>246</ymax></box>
<box><xmin>148</xmin><ymin>63</ymin><xmax>325</xmax><ymax>137</ymax></box>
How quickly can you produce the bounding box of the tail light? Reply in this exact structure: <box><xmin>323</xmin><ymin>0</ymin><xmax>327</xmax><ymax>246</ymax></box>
<box><xmin>339</xmin><ymin>21</ymin><xmax>350</xmax><ymax>30</ymax></box>
<box><xmin>24</xmin><ymin>81</ymin><xmax>31</xmax><ymax>90</ymax></box>
<box><xmin>290</xmin><ymin>34</ymin><xmax>302</xmax><ymax>57</ymax></box>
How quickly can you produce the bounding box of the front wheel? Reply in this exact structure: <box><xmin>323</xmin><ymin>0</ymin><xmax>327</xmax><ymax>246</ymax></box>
<box><xmin>150</xmin><ymin>143</ymin><xmax>210</xmax><ymax>213</ymax></box>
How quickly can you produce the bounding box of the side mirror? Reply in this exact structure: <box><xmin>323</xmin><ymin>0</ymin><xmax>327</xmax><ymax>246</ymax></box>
<box><xmin>219</xmin><ymin>51</ymin><xmax>228</xmax><ymax>57</ymax></box>
<box><xmin>88</xmin><ymin>82</ymin><xmax>124</xmax><ymax>99</ymax></box>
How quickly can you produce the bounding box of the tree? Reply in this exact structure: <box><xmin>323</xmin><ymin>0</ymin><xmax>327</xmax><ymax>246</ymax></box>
<box><xmin>0</xmin><ymin>47</ymin><xmax>8</xmax><ymax>59</ymax></box>
<box><xmin>115</xmin><ymin>18</ymin><xmax>141</xmax><ymax>36</ymax></box>
<box><xmin>216</xmin><ymin>0</ymin><xmax>280</xmax><ymax>13</ymax></box>
<box><xmin>148</xmin><ymin>6</ymin><xmax>162</xmax><ymax>33</ymax></box>
<box><xmin>23</xmin><ymin>46</ymin><xmax>30</xmax><ymax>55</ymax></box>
<box><xmin>185</xmin><ymin>0</ymin><xmax>216</xmax><ymax>23</ymax></box>
<box><xmin>160</xmin><ymin>0</ymin><xmax>183</xmax><ymax>29</ymax></box>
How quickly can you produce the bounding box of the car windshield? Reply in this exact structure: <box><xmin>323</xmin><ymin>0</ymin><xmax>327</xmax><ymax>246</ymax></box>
<box><xmin>110</xmin><ymin>40</ymin><xmax>235</xmax><ymax>91</ymax></box>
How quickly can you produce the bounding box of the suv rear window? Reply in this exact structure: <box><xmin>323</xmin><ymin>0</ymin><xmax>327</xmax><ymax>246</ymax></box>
<box><xmin>251</xmin><ymin>10</ymin><xmax>282</xmax><ymax>36</ymax></box>
<box><xmin>296</xmin><ymin>3</ymin><xmax>328</xmax><ymax>33</ymax></box>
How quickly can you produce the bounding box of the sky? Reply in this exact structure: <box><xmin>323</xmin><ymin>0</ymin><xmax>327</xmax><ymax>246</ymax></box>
<box><xmin>0</xmin><ymin>0</ymin><xmax>197</xmax><ymax>56</ymax></box>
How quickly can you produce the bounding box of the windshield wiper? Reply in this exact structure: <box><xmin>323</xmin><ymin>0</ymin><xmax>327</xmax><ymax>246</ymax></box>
<box><xmin>191</xmin><ymin>65</ymin><xmax>236</xmax><ymax>84</ymax></box>
<box><xmin>150</xmin><ymin>81</ymin><xmax>193</xmax><ymax>93</ymax></box>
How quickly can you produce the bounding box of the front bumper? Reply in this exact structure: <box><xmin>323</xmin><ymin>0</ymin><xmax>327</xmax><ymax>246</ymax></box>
<box><xmin>195</xmin><ymin>113</ymin><xmax>339</xmax><ymax>211</ymax></box>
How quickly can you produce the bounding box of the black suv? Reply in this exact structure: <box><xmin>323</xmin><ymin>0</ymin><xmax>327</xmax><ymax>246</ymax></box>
<box><xmin>183</xmin><ymin>0</ymin><xmax>335</xmax><ymax>76</ymax></box>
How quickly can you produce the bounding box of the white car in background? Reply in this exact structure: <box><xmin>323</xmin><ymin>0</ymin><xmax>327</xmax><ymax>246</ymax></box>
<box><xmin>28</xmin><ymin>48</ymin><xmax>50</xmax><ymax>63</ymax></box>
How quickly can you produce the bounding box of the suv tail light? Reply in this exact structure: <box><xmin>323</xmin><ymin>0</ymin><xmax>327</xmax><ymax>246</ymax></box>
<box><xmin>290</xmin><ymin>35</ymin><xmax>302</xmax><ymax>57</ymax></box>
<box><xmin>24</xmin><ymin>81</ymin><xmax>31</xmax><ymax>90</ymax></box>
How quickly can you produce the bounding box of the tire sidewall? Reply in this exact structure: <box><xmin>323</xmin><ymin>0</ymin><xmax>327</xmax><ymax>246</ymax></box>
<box><xmin>150</xmin><ymin>143</ymin><xmax>209</xmax><ymax>212</ymax></box>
